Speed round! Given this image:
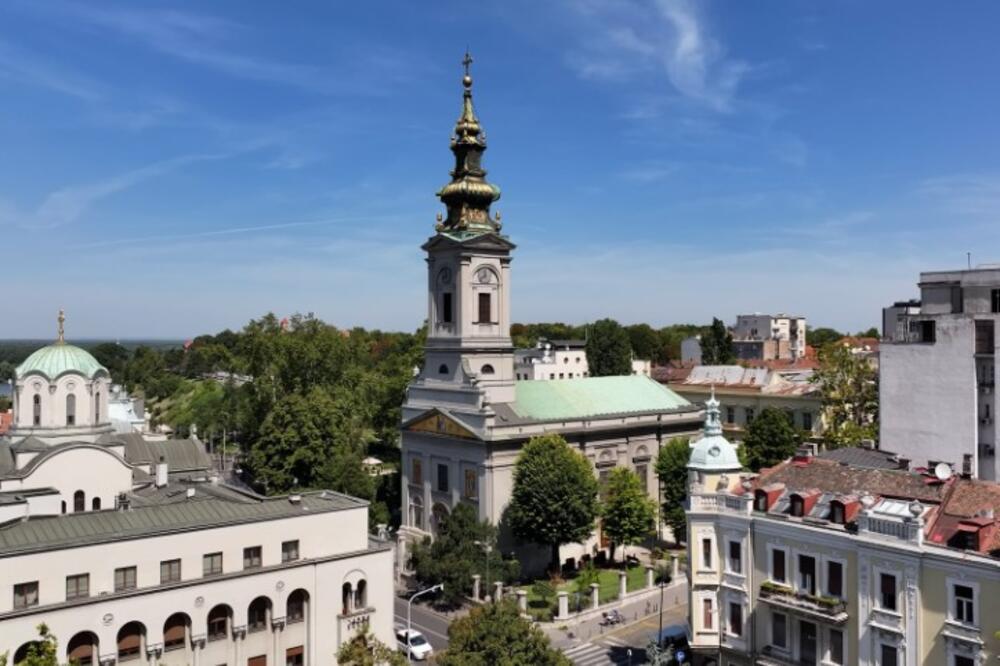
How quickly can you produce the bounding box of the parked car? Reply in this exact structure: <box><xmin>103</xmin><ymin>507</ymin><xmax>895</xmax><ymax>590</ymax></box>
<box><xmin>396</xmin><ymin>628</ymin><xmax>433</xmax><ymax>661</ymax></box>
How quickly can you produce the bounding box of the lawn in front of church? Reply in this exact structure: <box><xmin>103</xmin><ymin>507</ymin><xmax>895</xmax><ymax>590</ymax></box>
<box><xmin>521</xmin><ymin>564</ymin><xmax>647</xmax><ymax>621</ymax></box>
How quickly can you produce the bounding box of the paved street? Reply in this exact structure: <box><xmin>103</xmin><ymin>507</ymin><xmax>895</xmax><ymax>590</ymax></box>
<box><xmin>554</xmin><ymin>597</ymin><xmax>688</xmax><ymax>666</ymax></box>
<box><xmin>393</xmin><ymin>595</ymin><xmax>453</xmax><ymax>653</ymax></box>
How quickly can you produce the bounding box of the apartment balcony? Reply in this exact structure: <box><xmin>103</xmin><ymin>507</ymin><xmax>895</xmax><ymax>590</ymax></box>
<box><xmin>756</xmin><ymin>645</ymin><xmax>806</xmax><ymax>666</ymax></box>
<box><xmin>689</xmin><ymin>492</ymin><xmax>753</xmax><ymax>516</ymax></box>
<box><xmin>758</xmin><ymin>582</ymin><xmax>848</xmax><ymax>624</ymax></box>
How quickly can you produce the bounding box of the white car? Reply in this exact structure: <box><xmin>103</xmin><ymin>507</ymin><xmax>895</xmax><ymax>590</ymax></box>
<box><xmin>396</xmin><ymin>628</ymin><xmax>433</xmax><ymax>661</ymax></box>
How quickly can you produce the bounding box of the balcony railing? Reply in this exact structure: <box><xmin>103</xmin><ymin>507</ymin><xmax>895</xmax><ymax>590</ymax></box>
<box><xmin>689</xmin><ymin>492</ymin><xmax>752</xmax><ymax>516</ymax></box>
<box><xmin>759</xmin><ymin>582</ymin><xmax>848</xmax><ymax>623</ymax></box>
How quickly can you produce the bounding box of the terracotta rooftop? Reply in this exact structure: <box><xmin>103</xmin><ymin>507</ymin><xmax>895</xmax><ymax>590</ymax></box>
<box><xmin>756</xmin><ymin>456</ymin><xmax>946</xmax><ymax>503</ymax></box>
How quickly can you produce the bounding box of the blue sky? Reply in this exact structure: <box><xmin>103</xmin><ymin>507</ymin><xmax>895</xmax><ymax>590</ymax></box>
<box><xmin>2</xmin><ymin>1</ymin><xmax>999</xmax><ymax>339</ymax></box>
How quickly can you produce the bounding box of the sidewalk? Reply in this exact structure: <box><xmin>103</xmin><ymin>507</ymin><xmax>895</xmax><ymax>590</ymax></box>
<box><xmin>544</xmin><ymin>580</ymin><xmax>688</xmax><ymax>649</ymax></box>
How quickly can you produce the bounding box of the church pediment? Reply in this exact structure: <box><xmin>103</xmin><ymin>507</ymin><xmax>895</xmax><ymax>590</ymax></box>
<box><xmin>403</xmin><ymin>409</ymin><xmax>480</xmax><ymax>440</ymax></box>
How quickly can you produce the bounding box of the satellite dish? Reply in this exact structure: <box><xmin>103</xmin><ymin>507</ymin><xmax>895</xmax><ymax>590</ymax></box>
<box><xmin>934</xmin><ymin>462</ymin><xmax>953</xmax><ymax>481</ymax></box>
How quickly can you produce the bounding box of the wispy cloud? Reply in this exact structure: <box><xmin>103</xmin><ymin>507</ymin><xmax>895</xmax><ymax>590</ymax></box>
<box><xmin>0</xmin><ymin>154</ymin><xmax>225</xmax><ymax>229</ymax></box>
<box><xmin>0</xmin><ymin>39</ymin><xmax>102</xmax><ymax>101</ymax></box>
<box><xmin>916</xmin><ymin>173</ymin><xmax>1000</xmax><ymax>218</ymax></box>
<box><xmin>562</xmin><ymin>0</ymin><xmax>749</xmax><ymax>112</ymax></box>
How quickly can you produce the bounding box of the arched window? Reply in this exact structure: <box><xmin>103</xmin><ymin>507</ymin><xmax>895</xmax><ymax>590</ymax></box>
<box><xmin>95</xmin><ymin>392</ymin><xmax>101</xmax><ymax>423</ymax></box>
<box><xmin>431</xmin><ymin>503</ymin><xmax>450</xmax><ymax>536</ymax></box>
<box><xmin>354</xmin><ymin>579</ymin><xmax>367</xmax><ymax>610</ymax></box>
<box><xmin>287</xmin><ymin>589</ymin><xmax>309</xmax><ymax>624</ymax></box>
<box><xmin>66</xmin><ymin>394</ymin><xmax>76</xmax><ymax>426</ymax></box>
<box><xmin>92</xmin><ymin>497</ymin><xmax>101</xmax><ymax>511</ymax></box>
<box><xmin>33</xmin><ymin>394</ymin><xmax>41</xmax><ymax>426</ymax></box>
<box><xmin>206</xmin><ymin>604</ymin><xmax>232</xmax><ymax>642</ymax></box>
<box><xmin>163</xmin><ymin>613</ymin><xmax>190</xmax><ymax>652</ymax></box>
<box><xmin>438</xmin><ymin>364</ymin><xmax>449</xmax><ymax>375</ymax></box>
<box><xmin>247</xmin><ymin>597</ymin><xmax>271</xmax><ymax>633</ymax></box>
<box><xmin>61</xmin><ymin>501</ymin><xmax>67</xmax><ymax>514</ymax></box>
<box><xmin>410</xmin><ymin>495</ymin><xmax>424</xmax><ymax>530</ymax></box>
<box><xmin>116</xmin><ymin>622</ymin><xmax>145</xmax><ymax>661</ymax></box>
<box><xmin>481</xmin><ymin>364</ymin><xmax>495</xmax><ymax>375</ymax></box>
<box><xmin>66</xmin><ymin>631</ymin><xmax>99</xmax><ymax>665</ymax></box>
<box><xmin>342</xmin><ymin>582</ymin><xmax>353</xmax><ymax>615</ymax></box>
<box><xmin>73</xmin><ymin>490</ymin><xmax>85</xmax><ymax>513</ymax></box>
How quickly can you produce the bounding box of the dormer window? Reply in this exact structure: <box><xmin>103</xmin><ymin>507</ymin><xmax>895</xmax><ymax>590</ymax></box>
<box><xmin>830</xmin><ymin>501</ymin><xmax>845</xmax><ymax>524</ymax></box>
<box><xmin>754</xmin><ymin>490</ymin><xmax>769</xmax><ymax>512</ymax></box>
<box><xmin>790</xmin><ymin>495</ymin><xmax>805</xmax><ymax>517</ymax></box>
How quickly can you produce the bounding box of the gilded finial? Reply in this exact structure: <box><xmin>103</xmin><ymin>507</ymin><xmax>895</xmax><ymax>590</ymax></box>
<box><xmin>57</xmin><ymin>309</ymin><xmax>65</xmax><ymax>344</ymax></box>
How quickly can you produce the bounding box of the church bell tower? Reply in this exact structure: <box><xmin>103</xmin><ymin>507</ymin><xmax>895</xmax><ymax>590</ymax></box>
<box><xmin>413</xmin><ymin>52</ymin><xmax>516</xmax><ymax>410</ymax></box>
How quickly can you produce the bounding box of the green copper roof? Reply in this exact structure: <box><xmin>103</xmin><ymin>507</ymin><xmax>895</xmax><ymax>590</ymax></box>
<box><xmin>511</xmin><ymin>376</ymin><xmax>691</xmax><ymax>422</ymax></box>
<box><xmin>16</xmin><ymin>343</ymin><xmax>107</xmax><ymax>380</ymax></box>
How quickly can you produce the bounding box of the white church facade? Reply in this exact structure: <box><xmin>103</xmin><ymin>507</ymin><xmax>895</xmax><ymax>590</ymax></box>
<box><xmin>398</xmin><ymin>57</ymin><xmax>704</xmax><ymax>573</ymax></box>
<box><xmin>0</xmin><ymin>316</ymin><xmax>392</xmax><ymax>665</ymax></box>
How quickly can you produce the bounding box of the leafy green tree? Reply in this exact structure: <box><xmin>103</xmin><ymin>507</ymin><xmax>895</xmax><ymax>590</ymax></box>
<box><xmin>601</xmin><ymin>467</ymin><xmax>656</xmax><ymax>561</ymax></box>
<box><xmin>743</xmin><ymin>407</ymin><xmax>801</xmax><ymax>471</ymax></box>
<box><xmin>812</xmin><ymin>342</ymin><xmax>879</xmax><ymax>448</ymax></box>
<box><xmin>655</xmin><ymin>437</ymin><xmax>690</xmax><ymax>544</ymax></box>
<box><xmin>336</xmin><ymin>630</ymin><xmax>406</xmax><ymax>666</ymax></box>
<box><xmin>90</xmin><ymin>342</ymin><xmax>130</xmax><ymax>382</ymax></box>
<box><xmin>808</xmin><ymin>327</ymin><xmax>844</xmax><ymax>347</ymax></box>
<box><xmin>573</xmin><ymin>561</ymin><xmax>600</xmax><ymax>596</ymax></box>
<box><xmin>0</xmin><ymin>360</ymin><xmax>14</xmax><ymax>382</ymax></box>
<box><xmin>438</xmin><ymin>601</ymin><xmax>571</xmax><ymax>666</ymax></box>
<box><xmin>10</xmin><ymin>624</ymin><xmax>59</xmax><ymax>666</ymax></box>
<box><xmin>856</xmin><ymin>326</ymin><xmax>879</xmax><ymax>338</ymax></box>
<box><xmin>700</xmin><ymin>318</ymin><xmax>735</xmax><ymax>365</ymax></box>
<box><xmin>626</xmin><ymin>324</ymin><xmax>661</xmax><ymax>363</ymax></box>
<box><xmin>507</xmin><ymin>435</ymin><xmax>600</xmax><ymax>572</ymax></box>
<box><xmin>409</xmin><ymin>503</ymin><xmax>517</xmax><ymax>607</ymax></box>
<box><xmin>585</xmin><ymin>319</ymin><xmax>632</xmax><ymax>376</ymax></box>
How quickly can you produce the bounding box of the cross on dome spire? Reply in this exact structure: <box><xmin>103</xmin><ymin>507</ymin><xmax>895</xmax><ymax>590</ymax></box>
<box><xmin>57</xmin><ymin>309</ymin><xmax>65</xmax><ymax>344</ymax></box>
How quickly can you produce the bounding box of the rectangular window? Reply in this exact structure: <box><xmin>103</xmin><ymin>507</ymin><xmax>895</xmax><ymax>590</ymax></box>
<box><xmin>728</xmin><ymin>540</ymin><xmax>742</xmax><ymax>574</ymax></box>
<box><xmin>160</xmin><ymin>559</ymin><xmax>181</xmax><ymax>584</ymax></box>
<box><xmin>726</xmin><ymin>406</ymin><xmax>735</xmax><ymax>424</ymax></box>
<box><xmin>992</xmin><ymin>289</ymin><xmax>1000</xmax><ymax>314</ymax></box>
<box><xmin>802</xmin><ymin>411</ymin><xmax>813</xmax><ymax>431</ymax></box>
<box><xmin>880</xmin><ymin>644</ymin><xmax>898</xmax><ymax>666</ymax></box>
<box><xmin>728</xmin><ymin>602</ymin><xmax>743</xmax><ymax>637</ymax></box>
<box><xmin>954</xmin><ymin>584</ymin><xmax>975</xmax><ymax>624</ymax></box>
<box><xmin>799</xmin><ymin>554</ymin><xmax>816</xmax><ymax>595</ymax></box>
<box><xmin>635</xmin><ymin>463</ymin><xmax>648</xmax><ymax>494</ymax></box>
<box><xmin>477</xmin><ymin>292</ymin><xmax>491</xmax><ymax>323</ymax></box>
<box><xmin>701</xmin><ymin>538</ymin><xmax>713</xmax><ymax>569</ymax></box>
<box><xmin>65</xmin><ymin>573</ymin><xmax>89</xmax><ymax>600</ymax></box>
<box><xmin>286</xmin><ymin>647</ymin><xmax>305</xmax><ymax>666</ymax></box>
<box><xmin>745</xmin><ymin>407</ymin><xmax>755</xmax><ymax>424</ymax></box>
<box><xmin>114</xmin><ymin>566</ymin><xmax>137</xmax><ymax>592</ymax></box>
<box><xmin>702</xmin><ymin>598</ymin><xmax>713</xmax><ymax>630</ymax></box>
<box><xmin>14</xmin><ymin>582</ymin><xmax>38</xmax><ymax>609</ymax></box>
<box><xmin>412</xmin><ymin>458</ymin><xmax>423</xmax><ymax>485</ymax></box>
<box><xmin>282</xmin><ymin>539</ymin><xmax>300</xmax><ymax>562</ymax></box>
<box><xmin>441</xmin><ymin>292</ymin><xmax>453</xmax><ymax>324</ymax></box>
<box><xmin>437</xmin><ymin>463</ymin><xmax>449</xmax><ymax>493</ymax></box>
<box><xmin>463</xmin><ymin>469</ymin><xmax>477</xmax><ymax>499</ymax></box>
<box><xmin>880</xmin><ymin>573</ymin><xmax>897</xmax><ymax>611</ymax></box>
<box><xmin>243</xmin><ymin>546</ymin><xmax>262</xmax><ymax>569</ymax></box>
<box><xmin>955</xmin><ymin>656</ymin><xmax>974</xmax><ymax>666</ymax></box>
<box><xmin>829</xmin><ymin>628</ymin><xmax>844</xmax><ymax>665</ymax></box>
<box><xmin>771</xmin><ymin>549</ymin><xmax>786</xmax><ymax>583</ymax></box>
<box><xmin>771</xmin><ymin>612</ymin><xmax>787</xmax><ymax>649</ymax></box>
<box><xmin>203</xmin><ymin>552</ymin><xmax>223</xmax><ymax>576</ymax></box>
<box><xmin>827</xmin><ymin>561</ymin><xmax>843</xmax><ymax>598</ymax></box>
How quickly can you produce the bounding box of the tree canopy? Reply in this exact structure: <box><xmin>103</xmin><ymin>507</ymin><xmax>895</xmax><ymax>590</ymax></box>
<box><xmin>626</xmin><ymin>324</ymin><xmax>662</xmax><ymax>362</ymax></box>
<box><xmin>812</xmin><ymin>342</ymin><xmax>879</xmax><ymax>447</ymax></box>
<box><xmin>438</xmin><ymin>601</ymin><xmax>571</xmax><ymax>666</ymax></box>
<box><xmin>743</xmin><ymin>407</ymin><xmax>801</xmax><ymax>471</ymax></box>
<box><xmin>808</xmin><ymin>327</ymin><xmax>845</xmax><ymax>347</ymax></box>
<box><xmin>409</xmin><ymin>503</ymin><xmax>518</xmax><ymax>607</ymax></box>
<box><xmin>700</xmin><ymin>318</ymin><xmax>735</xmax><ymax>365</ymax></box>
<box><xmin>601</xmin><ymin>467</ymin><xmax>656</xmax><ymax>560</ymax></box>
<box><xmin>506</xmin><ymin>434</ymin><xmax>600</xmax><ymax>571</ymax></box>
<box><xmin>655</xmin><ymin>437</ymin><xmax>691</xmax><ymax>544</ymax></box>
<box><xmin>336</xmin><ymin>630</ymin><xmax>406</xmax><ymax>666</ymax></box>
<box><xmin>4</xmin><ymin>624</ymin><xmax>59</xmax><ymax>666</ymax></box>
<box><xmin>585</xmin><ymin>318</ymin><xmax>632</xmax><ymax>376</ymax></box>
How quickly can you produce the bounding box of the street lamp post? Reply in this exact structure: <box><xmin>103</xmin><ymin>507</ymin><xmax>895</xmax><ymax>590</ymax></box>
<box><xmin>407</xmin><ymin>583</ymin><xmax>443</xmax><ymax>662</ymax></box>
<box><xmin>474</xmin><ymin>540</ymin><xmax>493</xmax><ymax>601</ymax></box>
<box><xmin>657</xmin><ymin>564</ymin><xmax>670</xmax><ymax>647</ymax></box>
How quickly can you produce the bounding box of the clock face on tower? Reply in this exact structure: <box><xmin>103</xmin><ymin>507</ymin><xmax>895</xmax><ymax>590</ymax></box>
<box><xmin>438</xmin><ymin>267</ymin><xmax>452</xmax><ymax>285</ymax></box>
<box><xmin>476</xmin><ymin>267</ymin><xmax>493</xmax><ymax>284</ymax></box>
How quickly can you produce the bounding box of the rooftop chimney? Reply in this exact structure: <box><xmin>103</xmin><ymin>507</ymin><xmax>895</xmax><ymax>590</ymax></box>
<box><xmin>155</xmin><ymin>455</ymin><xmax>168</xmax><ymax>488</ymax></box>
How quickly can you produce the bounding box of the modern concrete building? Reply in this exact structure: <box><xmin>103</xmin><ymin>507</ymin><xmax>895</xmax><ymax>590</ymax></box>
<box><xmin>686</xmin><ymin>433</ymin><xmax>1000</xmax><ymax>666</ymax></box>
<box><xmin>513</xmin><ymin>339</ymin><xmax>589</xmax><ymax>380</ymax></box>
<box><xmin>882</xmin><ymin>300</ymin><xmax>921</xmax><ymax>342</ymax></box>
<box><xmin>732</xmin><ymin>314</ymin><xmax>807</xmax><ymax>362</ymax></box>
<box><xmin>665</xmin><ymin>366</ymin><xmax>823</xmax><ymax>439</ymax></box>
<box><xmin>881</xmin><ymin>267</ymin><xmax>1000</xmax><ymax>479</ymax></box>
<box><xmin>398</xmin><ymin>58</ymin><xmax>703</xmax><ymax>573</ymax></box>
<box><xmin>681</xmin><ymin>336</ymin><xmax>704</xmax><ymax>365</ymax></box>
<box><xmin>1</xmin><ymin>319</ymin><xmax>393</xmax><ymax>665</ymax></box>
